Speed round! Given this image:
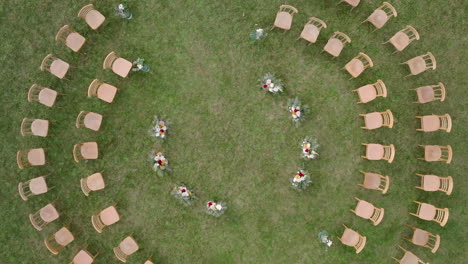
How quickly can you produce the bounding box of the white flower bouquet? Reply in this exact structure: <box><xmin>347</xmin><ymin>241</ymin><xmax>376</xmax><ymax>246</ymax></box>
<box><xmin>205</xmin><ymin>201</ymin><xmax>226</xmax><ymax>217</ymax></box>
<box><xmin>171</xmin><ymin>185</ymin><xmax>195</xmax><ymax>206</ymax></box>
<box><xmin>259</xmin><ymin>73</ymin><xmax>283</xmax><ymax>94</ymax></box>
<box><xmin>290</xmin><ymin>169</ymin><xmax>312</xmax><ymax>190</ymax></box>
<box><xmin>150</xmin><ymin>116</ymin><xmax>169</xmax><ymax>139</ymax></box>
<box><xmin>301</xmin><ymin>137</ymin><xmax>319</xmax><ymax>159</ymax></box>
<box><xmin>288</xmin><ymin>97</ymin><xmax>309</xmax><ymax>126</ymax></box>
<box><xmin>150</xmin><ymin>151</ymin><xmax>170</xmax><ymax>176</ymax></box>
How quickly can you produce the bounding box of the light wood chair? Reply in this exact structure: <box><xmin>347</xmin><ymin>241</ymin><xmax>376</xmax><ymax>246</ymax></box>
<box><xmin>392</xmin><ymin>246</ymin><xmax>429</xmax><ymax>264</ymax></box>
<box><xmin>40</xmin><ymin>54</ymin><xmax>70</xmax><ymax>79</ymax></box>
<box><xmin>88</xmin><ymin>79</ymin><xmax>118</xmax><ymax>103</ymax></box>
<box><xmin>405</xmin><ymin>225</ymin><xmax>441</xmax><ymax>253</ymax></box>
<box><xmin>416</xmin><ymin>174</ymin><xmax>453</xmax><ymax>195</ymax></box>
<box><xmin>413</xmin><ymin>83</ymin><xmax>446</xmax><ymax>103</ymax></box>
<box><xmin>358</xmin><ymin>171</ymin><xmax>390</xmax><ymax>194</ymax></box>
<box><xmin>418</xmin><ymin>145</ymin><xmax>452</xmax><ymax>164</ymax></box>
<box><xmin>103</xmin><ymin>51</ymin><xmax>133</xmax><ymax>78</ymax></box>
<box><xmin>45</xmin><ymin>227</ymin><xmax>75</xmax><ymax>255</ymax></box>
<box><xmin>362</xmin><ymin>2</ymin><xmax>397</xmax><ymax>30</ymax></box>
<box><xmin>113</xmin><ymin>236</ymin><xmax>139</xmax><ymax>262</ymax></box>
<box><xmin>353</xmin><ymin>80</ymin><xmax>387</xmax><ymax>103</ymax></box>
<box><xmin>338</xmin><ymin>0</ymin><xmax>361</xmax><ymax>9</ymax></box>
<box><xmin>338</xmin><ymin>224</ymin><xmax>366</xmax><ymax>253</ymax></box>
<box><xmin>73</xmin><ymin>142</ymin><xmax>99</xmax><ymax>163</ymax></box>
<box><xmin>17</xmin><ymin>148</ymin><xmax>46</xmax><ymax>169</ymax></box>
<box><xmin>344</xmin><ymin>52</ymin><xmax>373</xmax><ymax>79</ymax></box>
<box><xmin>410</xmin><ymin>201</ymin><xmax>449</xmax><ymax>227</ymax></box>
<box><xmin>70</xmin><ymin>249</ymin><xmax>98</xmax><ymax>264</ymax></box>
<box><xmin>322</xmin><ymin>31</ymin><xmax>351</xmax><ymax>57</ymax></box>
<box><xmin>28</xmin><ymin>84</ymin><xmax>58</xmax><ymax>107</ymax></box>
<box><xmin>29</xmin><ymin>203</ymin><xmax>59</xmax><ymax>231</ymax></box>
<box><xmin>350</xmin><ymin>197</ymin><xmax>385</xmax><ymax>225</ymax></box>
<box><xmin>360</xmin><ymin>109</ymin><xmax>394</xmax><ymax>130</ymax></box>
<box><xmin>81</xmin><ymin>173</ymin><xmax>105</xmax><ymax>196</ymax></box>
<box><xmin>91</xmin><ymin>205</ymin><xmax>120</xmax><ymax>233</ymax></box>
<box><xmin>144</xmin><ymin>259</ymin><xmax>155</xmax><ymax>264</ymax></box>
<box><xmin>298</xmin><ymin>17</ymin><xmax>327</xmax><ymax>44</ymax></box>
<box><xmin>55</xmin><ymin>25</ymin><xmax>86</xmax><ymax>52</ymax></box>
<box><xmin>270</xmin><ymin>5</ymin><xmax>298</xmax><ymax>31</ymax></box>
<box><xmin>18</xmin><ymin>176</ymin><xmax>50</xmax><ymax>201</ymax></box>
<box><xmin>76</xmin><ymin>111</ymin><xmax>103</xmax><ymax>131</ymax></box>
<box><xmin>21</xmin><ymin>118</ymin><xmax>49</xmax><ymax>137</ymax></box>
<box><xmin>361</xmin><ymin>143</ymin><xmax>395</xmax><ymax>163</ymax></box>
<box><xmin>385</xmin><ymin>26</ymin><xmax>419</xmax><ymax>52</ymax></box>
<box><xmin>78</xmin><ymin>4</ymin><xmax>105</xmax><ymax>30</ymax></box>
<box><xmin>402</xmin><ymin>52</ymin><xmax>436</xmax><ymax>77</ymax></box>
<box><xmin>416</xmin><ymin>114</ymin><xmax>452</xmax><ymax>132</ymax></box>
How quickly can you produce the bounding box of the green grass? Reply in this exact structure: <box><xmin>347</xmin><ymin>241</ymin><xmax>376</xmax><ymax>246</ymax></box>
<box><xmin>1</xmin><ymin>0</ymin><xmax>467</xmax><ymax>263</ymax></box>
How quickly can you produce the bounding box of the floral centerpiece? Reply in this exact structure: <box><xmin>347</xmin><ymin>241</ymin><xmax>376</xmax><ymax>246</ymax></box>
<box><xmin>301</xmin><ymin>137</ymin><xmax>319</xmax><ymax>159</ymax></box>
<box><xmin>115</xmin><ymin>3</ymin><xmax>133</xmax><ymax>20</ymax></box>
<box><xmin>290</xmin><ymin>169</ymin><xmax>312</xmax><ymax>190</ymax></box>
<box><xmin>258</xmin><ymin>73</ymin><xmax>283</xmax><ymax>95</ymax></box>
<box><xmin>171</xmin><ymin>185</ymin><xmax>195</xmax><ymax>206</ymax></box>
<box><xmin>249</xmin><ymin>26</ymin><xmax>267</xmax><ymax>41</ymax></box>
<box><xmin>205</xmin><ymin>201</ymin><xmax>226</xmax><ymax>217</ymax></box>
<box><xmin>132</xmin><ymin>57</ymin><xmax>150</xmax><ymax>72</ymax></box>
<box><xmin>288</xmin><ymin>97</ymin><xmax>309</xmax><ymax>126</ymax></box>
<box><xmin>150</xmin><ymin>116</ymin><xmax>169</xmax><ymax>139</ymax></box>
<box><xmin>150</xmin><ymin>151</ymin><xmax>170</xmax><ymax>176</ymax></box>
<box><xmin>318</xmin><ymin>230</ymin><xmax>333</xmax><ymax>251</ymax></box>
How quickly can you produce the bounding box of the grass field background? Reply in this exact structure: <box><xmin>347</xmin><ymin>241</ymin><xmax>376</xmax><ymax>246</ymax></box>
<box><xmin>0</xmin><ymin>0</ymin><xmax>467</xmax><ymax>263</ymax></box>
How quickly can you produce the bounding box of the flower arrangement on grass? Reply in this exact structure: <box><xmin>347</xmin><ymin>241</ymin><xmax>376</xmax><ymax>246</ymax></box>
<box><xmin>205</xmin><ymin>201</ymin><xmax>226</xmax><ymax>217</ymax></box>
<box><xmin>132</xmin><ymin>57</ymin><xmax>150</xmax><ymax>72</ymax></box>
<box><xmin>249</xmin><ymin>26</ymin><xmax>267</xmax><ymax>41</ymax></box>
<box><xmin>259</xmin><ymin>73</ymin><xmax>283</xmax><ymax>95</ymax></box>
<box><xmin>150</xmin><ymin>116</ymin><xmax>169</xmax><ymax>139</ymax></box>
<box><xmin>115</xmin><ymin>3</ymin><xmax>133</xmax><ymax>19</ymax></box>
<box><xmin>150</xmin><ymin>151</ymin><xmax>170</xmax><ymax>176</ymax></box>
<box><xmin>302</xmin><ymin>137</ymin><xmax>319</xmax><ymax>159</ymax></box>
<box><xmin>288</xmin><ymin>97</ymin><xmax>309</xmax><ymax>126</ymax></box>
<box><xmin>171</xmin><ymin>185</ymin><xmax>195</xmax><ymax>206</ymax></box>
<box><xmin>318</xmin><ymin>230</ymin><xmax>333</xmax><ymax>251</ymax></box>
<box><xmin>290</xmin><ymin>169</ymin><xmax>311</xmax><ymax>190</ymax></box>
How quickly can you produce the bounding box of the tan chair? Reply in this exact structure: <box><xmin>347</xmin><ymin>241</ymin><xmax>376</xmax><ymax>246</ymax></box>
<box><xmin>416</xmin><ymin>114</ymin><xmax>452</xmax><ymax>132</ymax></box>
<box><xmin>338</xmin><ymin>224</ymin><xmax>366</xmax><ymax>253</ymax></box>
<box><xmin>413</xmin><ymin>83</ymin><xmax>446</xmax><ymax>103</ymax></box>
<box><xmin>144</xmin><ymin>259</ymin><xmax>155</xmax><ymax>264</ymax></box>
<box><xmin>88</xmin><ymin>79</ymin><xmax>118</xmax><ymax>103</ymax></box>
<box><xmin>405</xmin><ymin>225</ymin><xmax>441</xmax><ymax>253</ymax></box>
<box><xmin>392</xmin><ymin>246</ymin><xmax>429</xmax><ymax>264</ymax></box>
<box><xmin>81</xmin><ymin>173</ymin><xmax>105</xmax><ymax>196</ymax></box>
<box><xmin>361</xmin><ymin>143</ymin><xmax>395</xmax><ymax>163</ymax></box>
<box><xmin>21</xmin><ymin>118</ymin><xmax>49</xmax><ymax>137</ymax></box>
<box><xmin>91</xmin><ymin>205</ymin><xmax>120</xmax><ymax>233</ymax></box>
<box><xmin>385</xmin><ymin>26</ymin><xmax>419</xmax><ymax>52</ymax></box>
<box><xmin>29</xmin><ymin>203</ymin><xmax>59</xmax><ymax>231</ymax></box>
<box><xmin>114</xmin><ymin>236</ymin><xmax>139</xmax><ymax>262</ymax></box>
<box><xmin>28</xmin><ymin>84</ymin><xmax>58</xmax><ymax>107</ymax></box>
<box><xmin>360</xmin><ymin>110</ymin><xmax>394</xmax><ymax>130</ymax></box>
<box><xmin>45</xmin><ymin>227</ymin><xmax>75</xmax><ymax>255</ymax></box>
<box><xmin>418</xmin><ymin>145</ymin><xmax>452</xmax><ymax>164</ymax></box>
<box><xmin>353</xmin><ymin>80</ymin><xmax>387</xmax><ymax>104</ymax></box>
<box><xmin>17</xmin><ymin>148</ymin><xmax>46</xmax><ymax>169</ymax></box>
<box><xmin>55</xmin><ymin>25</ymin><xmax>86</xmax><ymax>52</ymax></box>
<box><xmin>339</xmin><ymin>0</ymin><xmax>360</xmax><ymax>9</ymax></box>
<box><xmin>271</xmin><ymin>5</ymin><xmax>298</xmax><ymax>31</ymax></box>
<box><xmin>362</xmin><ymin>2</ymin><xmax>397</xmax><ymax>30</ymax></box>
<box><xmin>18</xmin><ymin>176</ymin><xmax>50</xmax><ymax>201</ymax></box>
<box><xmin>322</xmin><ymin>31</ymin><xmax>351</xmax><ymax>57</ymax></box>
<box><xmin>71</xmin><ymin>249</ymin><xmax>98</xmax><ymax>264</ymax></box>
<box><xmin>40</xmin><ymin>54</ymin><xmax>70</xmax><ymax>79</ymax></box>
<box><xmin>416</xmin><ymin>174</ymin><xmax>453</xmax><ymax>195</ymax></box>
<box><xmin>298</xmin><ymin>17</ymin><xmax>327</xmax><ymax>44</ymax></box>
<box><xmin>410</xmin><ymin>201</ymin><xmax>449</xmax><ymax>227</ymax></box>
<box><xmin>402</xmin><ymin>52</ymin><xmax>436</xmax><ymax>77</ymax></box>
<box><xmin>76</xmin><ymin>111</ymin><xmax>103</xmax><ymax>131</ymax></box>
<box><xmin>73</xmin><ymin>142</ymin><xmax>99</xmax><ymax>163</ymax></box>
<box><xmin>103</xmin><ymin>51</ymin><xmax>133</xmax><ymax>78</ymax></box>
<box><xmin>350</xmin><ymin>197</ymin><xmax>385</xmax><ymax>225</ymax></box>
<box><xmin>78</xmin><ymin>4</ymin><xmax>105</xmax><ymax>30</ymax></box>
<box><xmin>344</xmin><ymin>52</ymin><xmax>373</xmax><ymax>79</ymax></box>
<box><xmin>358</xmin><ymin>171</ymin><xmax>390</xmax><ymax>194</ymax></box>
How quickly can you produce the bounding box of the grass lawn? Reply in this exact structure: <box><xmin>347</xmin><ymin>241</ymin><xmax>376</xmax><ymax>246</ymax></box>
<box><xmin>1</xmin><ymin>0</ymin><xmax>467</xmax><ymax>263</ymax></box>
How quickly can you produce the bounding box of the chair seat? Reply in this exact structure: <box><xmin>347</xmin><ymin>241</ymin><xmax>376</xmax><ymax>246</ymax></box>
<box><xmin>100</xmin><ymin>206</ymin><xmax>120</xmax><ymax>226</ymax></box>
<box><xmin>38</xmin><ymin>88</ymin><xmax>58</xmax><ymax>107</ymax></box>
<box><xmin>120</xmin><ymin>237</ymin><xmax>139</xmax><ymax>255</ymax></box>
<box><xmin>341</xmin><ymin>229</ymin><xmax>359</xmax><ymax>246</ymax></box>
<box><xmin>50</xmin><ymin>59</ymin><xmax>69</xmax><ymax>79</ymax></box>
<box><xmin>274</xmin><ymin>11</ymin><xmax>293</xmax><ymax>30</ymax></box>
<box><xmin>97</xmin><ymin>84</ymin><xmax>117</xmax><ymax>103</ymax></box>
<box><xmin>81</xmin><ymin>142</ymin><xmax>98</xmax><ymax>159</ymax></box>
<box><xmin>418</xmin><ymin>203</ymin><xmax>436</xmax><ymax>221</ymax></box>
<box><xmin>73</xmin><ymin>250</ymin><xmax>94</xmax><ymax>264</ymax></box>
<box><xmin>345</xmin><ymin>58</ymin><xmax>364</xmax><ymax>78</ymax></box>
<box><xmin>366</xmin><ymin>144</ymin><xmax>384</xmax><ymax>160</ymax></box>
<box><xmin>87</xmin><ymin>173</ymin><xmax>105</xmax><ymax>191</ymax></box>
<box><xmin>364</xmin><ymin>112</ymin><xmax>383</xmax><ymax>129</ymax></box>
<box><xmin>66</xmin><ymin>32</ymin><xmax>86</xmax><ymax>52</ymax></box>
<box><xmin>421</xmin><ymin>115</ymin><xmax>440</xmax><ymax>132</ymax></box>
<box><xmin>28</xmin><ymin>148</ymin><xmax>45</xmax><ymax>165</ymax></box>
<box><xmin>31</xmin><ymin>119</ymin><xmax>49</xmax><ymax>137</ymax></box>
<box><xmin>422</xmin><ymin>175</ymin><xmax>440</xmax><ymax>191</ymax></box>
<box><xmin>363</xmin><ymin>173</ymin><xmax>381</xmax><ymax>189</ymax></box>
<box><xmin>357</xmin><ymin>85</ymin><xmax>377</xmax><ymax>103</ymax></box>
<box><xmin>85</xmin><ymin>10</ymin><xmax>105</xmax><ymax>30</ymax></box>
<box><xmin>344</xmin><ymin>0</ymin><xmax>360</xmax><ymax>7</ymax></box>
<box><xmin>390</xmin><ymin>32</ymin><xmax>410</xmax><ymax>51</ymax></box>
<box><xmin>112</xmin><ymin>58</ymin><xmax>132</xmax><ymax>78</ymax></box>
<box><xmin>400</xmin><ymin>251</ymin><xmax>420</xmax><ymax>264</ymax></box>
<box><xmin>30</xmin><ymin>177</ymin><xmax>48</xmax><ymax>195</ymax></box>
<box><xmin>416</xmin><ymin>86</ymin><xmax>435</xmax><ymax>103</ymax></box>
<box><xmin>407</xmin><ymin>57</ymin><xmax>426</xmax><ymax>75</ymax></box>
<box><xmin>84</xmin><ymin>112</ymin><xmax>103</xmax><ymax>131</ymax></box>
<box><xmin>424</xmin><ymin>145</ymin><xmax>442</xmax><ymax>161</ymax></box>
<box><xmin>412</xmin><ymin>229</ymin><xmax>429</xmax><ymax>246</ymax></box>
<box><xmin>368</xmin><ymin>9</ymin><xmax>389</xmax><ymax>29</ymax></box>
<box><xmin>323</xmin><ymin>38</ymin><xmax>344</xmax><ymax>57</ymax></box>
<box><xmin>40</xmin><ymin>204</ymin><xmax>59</xmax><ymax>222</ymax></box>
<box><xmin>55</xmin><ymin>227</ymin><xmax>74</xmax><ymax>246</ymax></box>
<box><xmin>300</xmin><ymin>24</ymin><xmax>320</xmax><ymax>43</ymax></box>
<box><xmin>355</xmin><ymin>200</ymin><xmax>374</xmax><ymax>219</ymax></box>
